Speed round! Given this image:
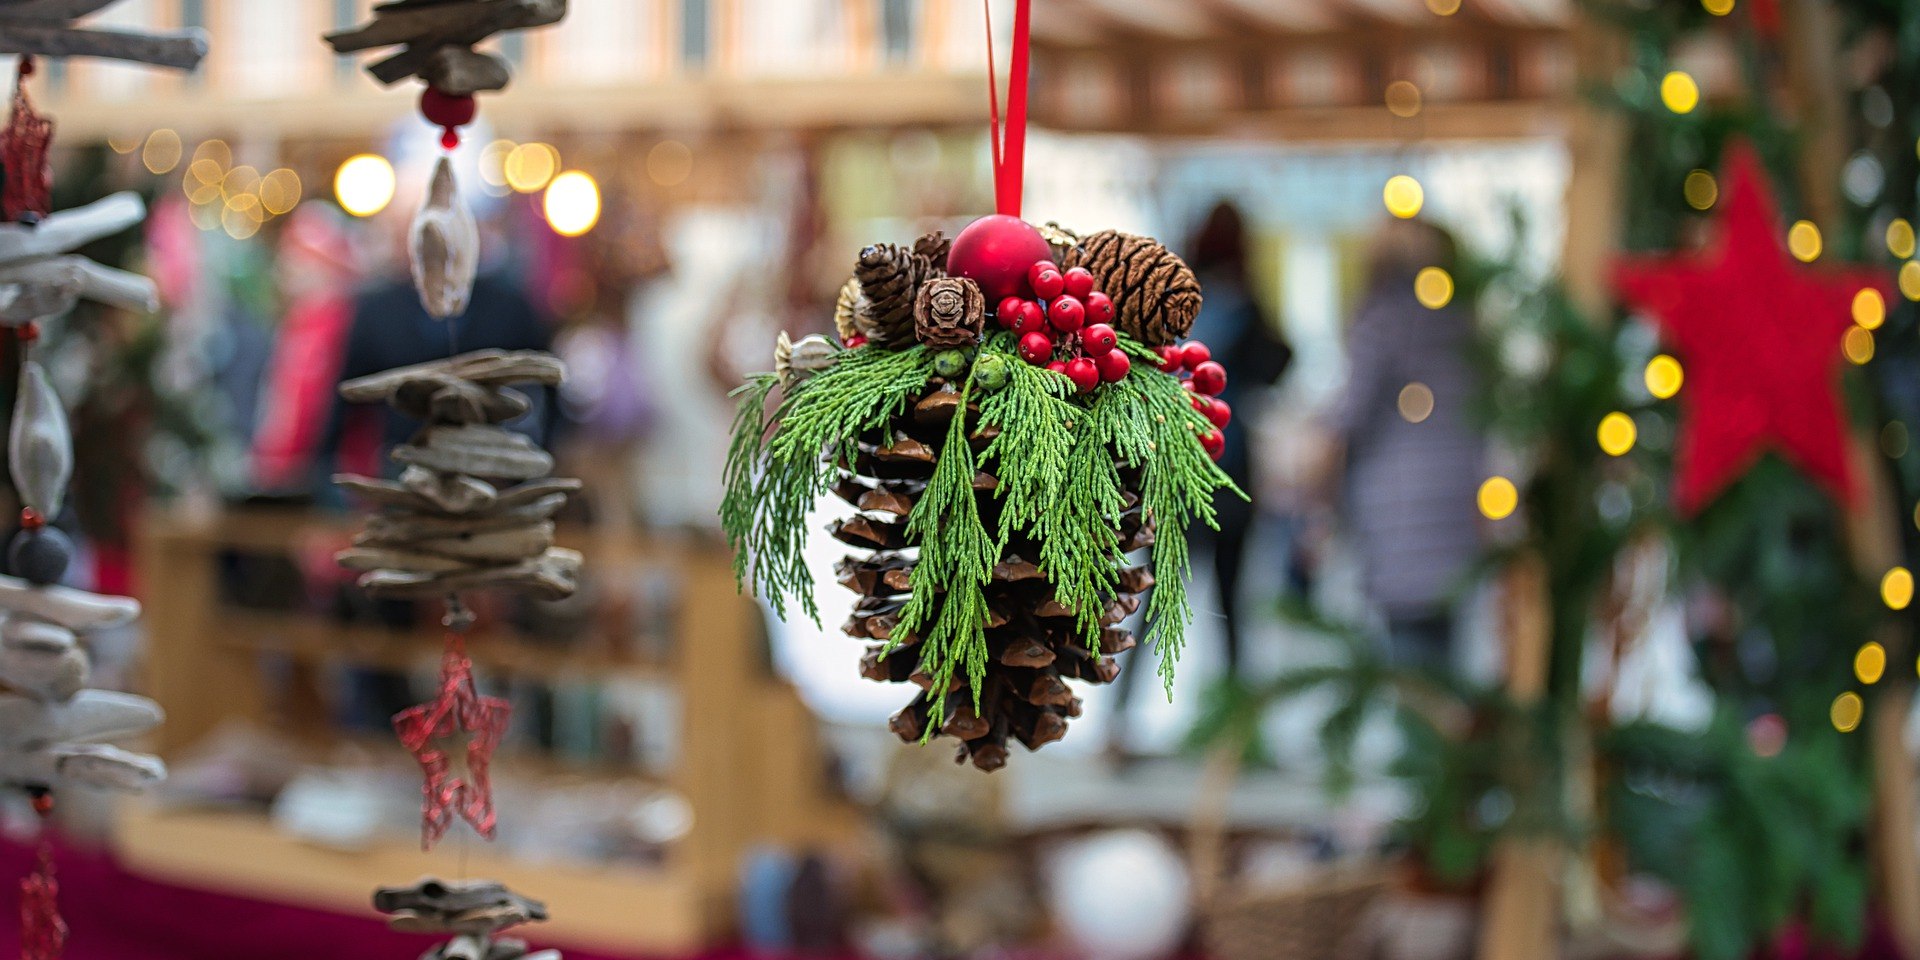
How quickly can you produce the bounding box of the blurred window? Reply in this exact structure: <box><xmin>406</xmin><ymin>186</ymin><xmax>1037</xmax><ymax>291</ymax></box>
<box><xmin>881</xmin><ymin>0</ymin><xmax>913</xmax><ymax>64</ymax></box>
<box><xmin>681</xmin><ymin>0</ymin><xmax>708</xmax><ymax>68</ymax></box>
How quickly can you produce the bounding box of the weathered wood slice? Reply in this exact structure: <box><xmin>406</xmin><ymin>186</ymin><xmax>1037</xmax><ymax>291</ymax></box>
<box><xmin>0</xmin><ymin>257</ymin><xmax>82</xmax><ymax>322</ymax></box>
<box><xmin>48</xmin><ymin>743</ymin><xmax>165</xmax><ymax>791</ymax></box>
<box><xmin>0</xmin><ymin>575</ymin><xmax>137</xmax><ymax>630</ymax></box>
<box><xmin>336</xmin><ymin>546</ymin><xmax>482</xmax><ymax>576</ymax></box>
<box><xmin>9</xmin><ymin>358</ymin><xmax>69</xmax><ymax>517</ymax></box>
<box><xmin>393</xmin><ymin>425</ymin><xmax>554</xmax><ymax>481</ymax></box>
<box><xmin>340</xmin><ymin>349</ymin><xmax>565</xmax><ymax>403</ymax></box>
<box><xmin>326</xmin><ymin>0</ymin><xmax>565</xmax><ymax>54</ymax></box>
<box><xmin>361</xmin><ymin>495</ymin><xmax>565</xmax><ymax>541</ymax></box>
<box><xmin>401</xmin><ymin>465</ymin><xmax>500</xmax><ymax>513</ymax></box>
<box><xmin>389</xmin><ymin>374</ymin><xmax>528</xmax><ymax>425</ymax></box>
<box><xmin>0</xmin><ymin>620</ymin><xmax>86</xmax><ymax>702</ymax></box>
<box><xmin>420</xmin><ymin>43</ymin><xmax>509</xmax><ymax>95</ymax></box>
<box><xmin>489</xmin><ymin>477</ymin><xmax>581</xmax><ymax>511</ymax></box>
<box><xmin>0</xmin><ymin>23</ymin><xmax>205</xmax><ymax>69</ymax></box>
<box><xmin>358</xmin><ymin>547</ymin><xmax>581</xmax><ymax>601</ymax></box>
<box><xmin>379</xmin><ymin>521</ymin><xmax>554</xmax><ymax>564</ymax></box>
<box><xmin>0</xmin><ymin>192</ymin><xmax>143</xmax><ymax>265</ymax></box>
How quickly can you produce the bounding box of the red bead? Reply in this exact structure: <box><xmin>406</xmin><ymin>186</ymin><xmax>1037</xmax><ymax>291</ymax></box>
<box><xmin>1028</xmin><ymin>262</ymin><xmax>1065</xmax><ymax>300</ymax></box>
<box><xmin>17</xmin><ymin>321</ymin><xmax>38</xmax><ymax>344</ymax></box>
<box><xmin>1157</xmin><ymin>345</ymin><xmax>1182</xmax><ymax>372</ymax></box>
<box><xmin>1063</xmin><ymin>266</ymin><xmax>1096</xmax><ymax>299</ymax></box>
<box><xmin>1181</xmin><ymin>341</ymin><xmax>1212</xmax><ymax>370</ymax></box>
<box><xmin>1204</xmin><ymin>397</ymin><xmax>1232</xmax><ymax>428</ymax></box>
<box><xmin>440</xmin><ymin>129</ymin><xmax>461</xmax><ymax>151</ymax></box>
<box><xmin>19</xmin><ymin>508</ymin><xmax>42</xmax><ymax>530</ymax></box>
<box><xmin>1013</xmin><ymin>301</ymin><xmax>1049</xmax><ymax>336</ymax></box>
<box><xmin>17</xmin><ymin>57</ymin><xmax>32</xmax><ymax>78</ymax></box>
<box><xmin>845</xmin><ymin>334</ymin><xmax>868</xmax><ymax>348</ymax></box>
<box><xmin>1019</xmin><ymin>331</ymin><xmax>1055</xmax><ymax>365</ymax></box>
<box><xmin>1046</xmin><ymin>360</ymin><xmax>1069</xmax><ymax>376</ymax></box>
<box><xmin>1095</xmin><ymin>349</ymin><xmax>1131</xmax><ymax>383</ymax></box>
<box><xmin>1085</xmin><ymin>292</ymin><xmax>1115</xmax><ymax>325</ymax></box>
<box><xmin>1200</xmin><ymin>428</ymin><xmax>1225</xmax><ymax>460</ymax></box>
<box><xmin>948</xmin><ymin>215</ymin><xmax>1052</xmax><ymax>302</ymax></box>
<box><xmin>29</xmin><ymin>793</ymin><xmax>52</xmax><ymax>817</ymax></box>
<box><xmin>1066</xmin><ymin>357</ymin><xmax>1100</xmax><ymax>393</ymax></box>
<box><xmin>1082</xmin><ymin>323</ymin><xmax>1118</xmax><ymax>356</ymax></box>
<box><xmin>420</xmin><ymin>88</ymin><xmax>477</xmax><ymax>131</ymax></box>
<box><xmin>996</xmin><ymin>297</ymin><xmax>1026</xmax><ymax>329</ymax></box>
<box><xmin>1048</xmin><ymin>295</ymin><xmax>1085</xmax><ymax>333</ymax></box>
<box><xmin>1190</xmin><ymin>360</ymin><xmax>1227</xmax><ymax>396</ymax></box>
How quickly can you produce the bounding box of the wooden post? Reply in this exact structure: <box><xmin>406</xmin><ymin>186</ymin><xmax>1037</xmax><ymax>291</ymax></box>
<box><xmin>1560</xmin><ymin>12</ymin><xmax>1628</xmax><ymax>317</ymax></box>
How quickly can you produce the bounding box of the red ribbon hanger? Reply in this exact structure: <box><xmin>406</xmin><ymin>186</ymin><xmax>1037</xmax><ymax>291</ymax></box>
<box><xmin>984</xmin><ymin>0</ymin><xmax>1033</xmax><ymax>218</ymax></box>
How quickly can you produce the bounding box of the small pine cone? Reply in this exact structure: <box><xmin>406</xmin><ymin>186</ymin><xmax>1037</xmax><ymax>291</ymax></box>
<box><xmin>1066</xmin><ymin>230</ymin><xmax>1202</xmax><ymax>346</ymax></box>
<box><xmin>834</xmin><ymin>277</ymin><xmax>864</xmax><ymax>342</ymax></box>
<box><xmin>915</xmin><ymin>277</ymin><xmax>985</xmax><ymax>349</ymax></box>
<box><xmin>855</xmin><ymin>244</ymin><xmax>926</xmax><ymax>348</ymax></box>
<box><xmin>913</xmin><ymin>231</ymin><xmax>951</xmax><ymax>274</ymax></box>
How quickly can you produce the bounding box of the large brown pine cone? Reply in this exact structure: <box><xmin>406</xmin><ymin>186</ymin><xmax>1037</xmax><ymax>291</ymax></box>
<box><xmin>854</xmin><ymin>244</ymin><xmax>930</xmax><ymax>348</ymax></box>
<box><xmin>913</xmin><ymin>230</ymin><xmax>951</xmax><ymax>272</ymax></box>
<box><xmin>915</xmin><ymin>277</ymin><xmax>985</xmax><ymax>349</ymax></box>
<box><xmin>1065</xmin><ymin>230</ymin><xmax>1202</xmax><ymax>346</ymax></box>
<box><xmin>828</xmin><ymin>382</ymin><xmax>1155</xmax><ymax>772</ymax></box>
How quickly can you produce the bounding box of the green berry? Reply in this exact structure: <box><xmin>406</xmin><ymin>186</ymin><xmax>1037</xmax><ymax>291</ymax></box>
<box><xmin>933</xmin><ymin>350</ymin><xmax>969</xmax><ymax>378</ymax></box>
<box><xmin>972</xmin><ymin>353</ymin><xmax>1011</xmax><ymax>391</ymax></box>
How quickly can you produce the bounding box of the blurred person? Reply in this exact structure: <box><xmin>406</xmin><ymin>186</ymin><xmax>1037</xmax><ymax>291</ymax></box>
<box><xmin>1329</xmin><ymin>218</ymin><xmax>1484</xmax><ymax>669</ymax></box>
<box><xmin>250</xmin><ymin>203</ymin><xmax>361</xmax><ymax>494</ymax></box>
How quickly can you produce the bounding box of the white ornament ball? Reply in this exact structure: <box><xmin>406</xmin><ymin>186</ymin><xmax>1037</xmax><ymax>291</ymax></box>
<box><xmin>1045</xmin><ymin>829</ymin><xmax>1191</xmax><ymax>960</ymax></box>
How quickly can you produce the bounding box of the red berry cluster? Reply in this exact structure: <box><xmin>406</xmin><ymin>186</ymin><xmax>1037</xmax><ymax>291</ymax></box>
<box><xmin>1157</xmin><ymin>341</ymin><xmax>1231</xmax><ymax>460</ymax></box>
<box><xmin>997</xmin><ymin>261</ymin><xmax>1130</xmax><ymax>392</ymax></box>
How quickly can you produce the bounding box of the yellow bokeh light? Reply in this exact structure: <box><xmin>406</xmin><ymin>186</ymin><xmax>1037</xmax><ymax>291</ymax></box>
<box><xmin>333</xmin><ymin>154</ymin><xmax>396</xmax><ymax>218</ymax></box>
<box><xmin>191</xmin><ymin>139</ymin><xmax>231</xmax><ymax>170</ymax></box>
<box><xmin>1597</xmin><ymin>412</ymin><xmax>1637</xmax><ymax>457</ymax></box>
<box><xmin>221</xmin><ymin>165</ymin><xmax>260</xmax><ymax>204</ymax></box>
<box><xmin>1844</xmin><ymin>325</ymin><xmax>1876</xmax><ymax>365</ymax></box>
<box><xmin>1645</xmin><ymin>354</ymin><xmax>1684</xmax><ymax>399</ymax></box>
<box><xmin>1853</xmin><ymin>288</ymin><xmax>1886</xmax><ymax>330</ymax></box>
<box><xmin>505</xmin><ymin>142</ymin><xmax>560</xmax><ymax>193</ymax></box>
<box><xmin>141</xmin><ymin>129</ymin><xmax>182</xmax><ymax>175</ymax></box>
<box><xmin>1660</xmin><ymin>71</ymin><xmax>1700</xmax><ymax>114</ymax></box>
<box><xmin>1426</xmin><ymin>0</ymin><xmax>1461</xmax><ymax>13</ymax></box>
<box><xmin>1397</xmin><ymin>382</ymin><xmax>1435</xmax><ymax>423</ymax></box>
<box><xmin>1882</xmin><ymin>421</ymin><xmax>1909</xmax><ymax>460</ymax></box>
<box><xmin>1901</xmin><ymin>262</ymin><xmax>1920</xmax><ymax>301</ymax></box>
<box><xmin>1890</xmin><ymin>219</ymin><xmax>1917</xmax><ymax>259</ymax></box>
<box><xmin>1385</xmin><ymin>81</ymin><xmax>1422</xmax><ymax>118</ymax></box>
<box><xmin>1477</xmin><ymin>476</ymin><xmax>1519</xmax><ymax>521</ymax></box>
<box><xmin>107</xmin><ymin>133</ymin><xmax>141</xmax><ymax>155</ymax></box>
<box><xmin>1788</xmin><ymin>220</ymin><xmax>1822</xmax><ymax>262</ymax></box>
<box><xmin>1414</xmin><ymin>267</ymin><xmax>1454</xmax><ymax>309</ymax></box>
<box><xmin>1856</xmin><ymin>642</ymin><xmax>1888</xmax><ymax>685</ymax></box>
<box><xmin>479</xmin><ymin>139</ymin><xmax>514</xmax><ymax>188</ymax></box>
<box><xmin>1884</xmin><ymin>567</ymin><xmax>1914</xmax><ymax>610</ymax></box>
<box><xmin>543</xmin><ymin>170</ymin><xmax>601</xmax><ymax>237</ymax></box>
<box><xmin>647</xmin><ymin>140</ymin><xmax>694</xmax><ymax>187</ymax></box>
<box><xmin>1831</xmin><ymin>692</ymin><xmax>1864</xmax><ymax>733</ymax></box>
<box><xmin>220</xmin><ymin>202</ymin><xmax>261</xmax><ymax>241</ymax></box>
<box><xmin>1383</xmin><ymin>175</ymin><xmax>1424</xmax><ymax>219</ymax></box>
<box><xmin>1683</xmin><ymin>169</ymin><xmax>1717</xmax><ymax>210</ymax></box>
<box><xmin>1702</xmin><ymin>0</ymin><xmax>1734</xmax><ymax>14</ymax></box>
<box><xmin>259</xmin><ymin>168</ymin><xmax>302</xmax><ymax>216</ymax></box>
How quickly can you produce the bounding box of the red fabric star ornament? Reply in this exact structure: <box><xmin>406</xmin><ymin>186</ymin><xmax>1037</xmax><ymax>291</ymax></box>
<box><xmin>19</xmin><ymin>844</ymin><xmax>63</xmax><ymax>960</ymax></box>
<box><xmin>393</xmin><ymin>636</ymin><xmax>510</xmax><ymax>850</ymax></box>
<box><xmin>0</xmin><ymin>67</ymin><xmax>52</xmax><ymax>223</ymax></box>
<box><xmin>1612</xmin><ymin>143</ymin><xmax>1887</xmax><ymax>516</ymax></box>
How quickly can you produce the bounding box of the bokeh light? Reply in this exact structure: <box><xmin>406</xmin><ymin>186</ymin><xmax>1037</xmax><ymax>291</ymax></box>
<box><xmin>1902</xmin><ymin>262</ymin><xmax>1920</xmax><ymax>301</ymax></box>
<box><xmin>647</xmin><ymin>140</ymin><xmax>694</xmax><ymax>187</ymax></box>
<box><xmin>1397</xmin><ymin>382</ymin><xmax>1434</xmax><ymax>423</ymax></box>
<box><xmin>543</xmin><ymin>170</ymin><xmax>602</xmax><ymax>237</ymax></box>
<box><xmin>334</xmin><ymin>154</ymin><xmax>396</xmax><ymax>218</ymax></box>
<box><xmin>260</xmin><ymin>169</ymin><xmax>302</xmax><ymax>215</ymax></box>
<box><xmin>1882</xmin><ymin>421</ymin><xmax>1909</xmax><ymax>460</ymax></box>
<box><xmin>1683</xmin><ymin>169</ymin><xmax>1717</xmax><ymax>210</ymax></box>
<box><xmin>1383</xmin><ymin>175</ymin><xmax>1424</xmax><ymax>219</ymax></box>
<box><xmin>1385</xmin><ymin>81</ymin><xmax>1422</xmax><ymax>118</ymax></box>
<box><xmin>1645</xmin><ymin>354</ymin><xmax>1684</xmax><ymax>399</ymax></box>
<box><xmin>1853</xmin><ymin>288</ymin><xmax>1886</xmax><ymax>330</ymax></box>
<box><xmin>1889</xmin><ymin>219</ymin><xmax>1916</xmax><ymax>259</ymax></box>
<box><xmin>1844</xmin><ymin>325</ymin><xmax>1875</xmax><ymax>365</ymax></box>
<box><xmin>142</xmin><ymin>129</ymin><xmax>182</xmax><ymax>175</ymax></box>
<box><xmin>505</xmin><ymin>142</ymin><xmax>560</xmax><ymax>193</ymax></box>
<box><xmin>1477</xmin><ymin>477</ymin><xmax>1518</xmax><ymax>521</ymax></box>
<box><xmin>479</xmin><ymin>140</ymin><xmax>515</xmax><ymax>188</ymax></box>
<box><xmin>108</xmin><ymin>133</ymin><xmax>141</xmax><ymax>155</ymax></box>
<box><xmin>1414</xmin><ymin>267</ymin><xmax>1453</xmax><ymax>309</ymax></box>
<box><xmin>1831</xmin><ymin>692</ymin><xmax>1864</xmax><ymax>733</ymax></box>
<box><xmin>1426</xmin><ymin>0</ymin><xmax>1460</xmax><ymax>13</ymax></box>
<box><xmin>1884</xmin><ymin>566</ymin><xmax>1914</xmax><ymax>609</ymax></box>
<box><xmin>1597</xmin><ymin>412</ymin><xmax>1637</xmax><ymax>457</ymax></box>
<box><xmin>1702</xmin><ymin>0</ymin><xmax>1734</xmax><ymax>14</ymax></box>
<box><xmin>1788</xmin><ymin>220</ymin><xmax>1822</xmax><ymax>261</ymax></box>
<box><xmin>1660</xmin><ymin>71</ymin><xmax>1699</xmax><ymax>114</ymax></box>
<box><xmin>1856</xmin><ymin>642</ymin><xmax>1888</xmax><ymax>685</ymax></box>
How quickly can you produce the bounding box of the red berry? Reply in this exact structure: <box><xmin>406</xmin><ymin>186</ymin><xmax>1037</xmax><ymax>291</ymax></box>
<box><xmin>1048</xmin><ymin>295</ymin><xmax>1086</xmax><ymax>333</ymax></box>
<box><xmin>1199</xmin><ymin>428</ymin><xmax>1225</xmax><ymax>460</ymax></box>
<box><xmin>1157</xmin><ymin>346</ymin><xmax>1183</xmax><ymax>372</ymax></box>
<box><xmin>1095</xmin><ymin>349</ymin><xmax>1131</xmax><ymax>383</ymax></box>
<box><xmin>1066</xmin><ymin>357</ymin><xmax>1100</xmax><ymax>392</ymax></box>
<box><xmin>1029</xmin><ymin>262</ymin><xmax>1065</xmax><ymax>300</ymax></box>
<box><xmin>420</xmin><ymin>88</ymin><xmax>477</xmax><ymax>130</ymax></box>
<box><xmin>1085</xmin><ymin>291</ymin><xmax>1115</xmax><ymax>325</ymax></box>
<box><xmin>996</xmin><ymin>296</ymin><xmax>1026</xmax><ymax>328</ymax></box>
<box><xmin>1204</xmin><ymin>397</ymin><xmax>1232</xmax><ymax>428</ymax></box>
<box><xmin>845</xmin><ymin>334</ymin><xmax>868</xmax><ymax>348</ymax></box>
<box><xmin>1014</xmin><ymin>301</ymin><xmax>1048</xmax><ymax>336</ymax></box>
<box><xmin>1063</xmin><ymin>266</ymin><xmax>1096</xmax><ymax>299</ymax></box>
<box><xmin>1181</xmin><ymin>341</ymin><xmax>1212</xmax><ymax>371</ymax></box>
<box><xmin>1019</xmin><ymin>331</ymin><xmax>1055</xmax><ymax>365</ymax></box>
<box><xmin>1191</xmin><ymin>360</ymin><xmax>1227</xmax><ymax>396</ymax></box>
<box><xmin>1047</xmin><ymin>360</ymin><xmax>1069</xmax><ymax>376</ymax></box>
<box><xmin>1082</xmin><ymin>323</ymin><xmax>1118</xmax><ymax>356</ymax></box>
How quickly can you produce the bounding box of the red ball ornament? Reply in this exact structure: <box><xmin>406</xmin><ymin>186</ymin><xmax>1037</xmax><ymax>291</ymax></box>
<box><xmin>1082</xmin><ymin>323</ymin><xmax>1118</xmax><ymax>356</ymax></box>
<box><xmin>1019</xmin><ymin>331</ymin><xmax>1055</xmax><ymax>365</ymax></box>
<box><xmin>1063</xmin><ymin>266</ymin><xmax>1096</xmax><ymax>299</ymax></box>
<box><xmin>420</xmin><ymin>88</ymin><xmax>478</xmax><ymax>131</ymax></box>
<box><xmin>1066</xmin><ymin>357</ymin><xmax>1101</xmax><ymax>393</ymax></box>
<box><xmin>1190</xmin><ymin>360</ymin><xmax>1227</xmax><ymax>396</ymax></box>
<box><xmin>1013</xmin><ymin>301</ymin><xmax>1049</xmax><ymax>337</ymax></box>
<box><xmin>1199</xmin><ymin>428</ymin><xmax>1225</xmax><ymax>460</ymax></box>
<box><xmin>948</xmin><ymin>214</ymin><xmax>1051</xmax><ymax>302</ymax></box>
<box><xmin>1085</xmin><ymin>291</ymin><xmax>1115</xmax><ymax>325</ymax></box>
<box><xmin>1029</xmin><ymin>261</ymin><xmax>1065</xmax><ymax>300</ymax></box>
<box><xmin>1204</xmin><ymin>397</ymin><xmax>1232</xmax><ymax>428</ymax></box>
<box><xmin>1181</xmin><ymin>341</ymin><xmax>1212</xmax><ymax>370</ymax></box>
<box><xmin>1157</xmin><ymin>345</ymin><xmax>1183</xmax><ymax>372</ymax></box>
<box><xmin>1095</xmin><ymin>349</ymin><xmax>1131</xmax><ymax>383</ymax></box>
<box><xmin>1047</xmin><ymin>360</ymin><xmax>1069</xmax><ymax>376</ymax></box>
<box><xmin>1048</xmin><ymin>295</ymin><xmax>1085</xmax><ymax>333</ymax></box>
<box><xmin>996</xmin><ymin>296</ymin><xmax>1026</xmax><ymax>328</ymax></box>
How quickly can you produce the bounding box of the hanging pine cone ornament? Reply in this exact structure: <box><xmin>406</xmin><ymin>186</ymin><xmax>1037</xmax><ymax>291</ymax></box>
<box><xmin>725</xmin><ymin>215</ymin><xmax>1243</xmax><ymax>771</ymax></box>
<box><xmin>1065</xmin><ymin>230</ymin><xmax>1202</xmax><ymax>346</ymax></box>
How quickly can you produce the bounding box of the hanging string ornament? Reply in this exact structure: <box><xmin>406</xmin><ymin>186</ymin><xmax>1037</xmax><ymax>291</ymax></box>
<box><xmin>721</xmin><ymin>0</ymin><xmax>1243</xmax><ymax>771</ymax></box>
<box><xmin>0</xmin><ymin>21</ymin><xmax>201</xmax><ymax>957</ymax></box>
<box><xmin>327</xmin><ymin>0</ymin><xmax>567</xmax><ymax>320</ymax></box>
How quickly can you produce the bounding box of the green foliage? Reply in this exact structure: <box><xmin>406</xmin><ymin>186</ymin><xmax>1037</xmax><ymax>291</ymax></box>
<box><xmin>897</xmin><ymin>376</ymin><xmax>996</xmax><ymax>719</ymax></box>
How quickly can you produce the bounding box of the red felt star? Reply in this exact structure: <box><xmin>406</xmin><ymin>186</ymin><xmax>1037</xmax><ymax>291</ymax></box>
<box><xmin>0</xmin><ymin>71</ymin><xmax>52</xmax><ymax>223</ymax></box>
<box><xmin>19</xmin><ymin>845</ymin><xmax>63</xmax><ymax>960</ymax></box>
<box><xmin>393</xmin><ymin>638</ymin><xmax>509</xmax><ymax>850</ymax></box>
<box><xmin>1612</xmin><ymin>143</ymin><xmax>1887</xmax><ymax>516</ymax></box>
